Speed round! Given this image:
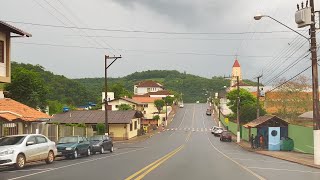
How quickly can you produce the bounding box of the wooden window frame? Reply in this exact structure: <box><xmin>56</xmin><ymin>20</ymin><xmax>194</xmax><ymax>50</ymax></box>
<box><xmin>0</xmin><ymin>41</ymin><xmax>4</xmax><ymax>63</ymax></box>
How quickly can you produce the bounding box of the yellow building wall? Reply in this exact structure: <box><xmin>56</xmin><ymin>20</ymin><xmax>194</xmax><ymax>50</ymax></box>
<box><xmin>127</xmin><ymin>118</ymin><xmax>140</xmax><ymax>139</ymax></box>
<box><xmin>109</xmin><ymin>118</ymin><xmax>141</xmax><ymax>140</ymax></box>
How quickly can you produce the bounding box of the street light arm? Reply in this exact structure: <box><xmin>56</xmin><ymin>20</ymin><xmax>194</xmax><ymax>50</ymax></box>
<box><xmin>263</xmin><ymin>15</ymin><xmax>310</xmax><ymax>41</ymax></box>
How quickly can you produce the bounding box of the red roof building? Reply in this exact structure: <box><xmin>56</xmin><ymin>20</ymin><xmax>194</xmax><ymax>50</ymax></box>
<box><xmin>135</xmin><ymin>80</ymin><xmax>163</xmax><ymax>88</ymax></box>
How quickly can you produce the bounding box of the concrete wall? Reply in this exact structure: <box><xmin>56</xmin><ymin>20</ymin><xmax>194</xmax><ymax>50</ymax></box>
<box><xmin>288</xmin><ymin>124</ymin><xmax>313</xmax><ymax>154</ymax></box>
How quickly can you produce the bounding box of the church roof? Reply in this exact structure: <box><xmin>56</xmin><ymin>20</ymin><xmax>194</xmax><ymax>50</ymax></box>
<box><xmin>233</xmin><ymin>59</ymin><xmax>240</xmax><ymax>67</ymax></box>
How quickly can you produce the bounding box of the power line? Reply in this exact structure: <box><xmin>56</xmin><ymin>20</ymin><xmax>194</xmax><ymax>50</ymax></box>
<box><xmin>14</xmin><ymin>41</ymin><xmax>284</xmax><ymax>58</ymax></box>
<box><xmin>36</xmin><ymin>0</ymin><xmax>117</xmax><ymax>55</ymax></box>
<box><xmin>264</xmin><ymin>51</ymin><xmax>310</xmax><ymax>85</ymax></box>
<box><xmin>266</xmin><ymin>65</ymin><xmax>311</xmax><ymax>93</ymax></box>
<box><xmin>3</xmin><ymin>20</ymin><xmax>306</xmax><ymax>35</ymax></box>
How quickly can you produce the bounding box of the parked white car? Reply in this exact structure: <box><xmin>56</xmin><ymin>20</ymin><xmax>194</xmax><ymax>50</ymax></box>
<box><xmin>212</xmin><ymin>127</ymin><xmax>224</xmax><ymax>136</ymax></box>
<box><xmin>0</xmin><ymin>134</ymin><xmax>57</xmax><ymax>169</ymax></box>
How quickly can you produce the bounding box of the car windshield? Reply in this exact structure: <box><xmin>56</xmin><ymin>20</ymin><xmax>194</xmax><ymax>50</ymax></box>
<box><xmin>0</xmin><ymin>136</ymin><xmax>26</xmax><ymax>146</ymax></box>
<box><xmin>89</xmin><ymin>136</ymin><xmax>103</xmax><ymax>141</ymax></box>
<box><xmin>58</xmin><ymin>137</ymin><xmax>78</xmax><ymax>144</ymax></box>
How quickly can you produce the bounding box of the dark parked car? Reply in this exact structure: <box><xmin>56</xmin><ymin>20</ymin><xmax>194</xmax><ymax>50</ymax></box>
<box><xmin>206</xmin><ymin>109</ymin><xmax>212</xmax><ymax>116</ymax></box>
<box><xmin>56</xmin><ymin>136</ymin><xmax>91</xmax><ymax>159</ymax></box>
<box><xmin>220</xmin><ymin>131</ymin><xmax>232</xmax><ymax>142</ymax></box>
<box><xmin>89</xmin><ymin>135</ymin><xmax>113</xmax><ymax>154</ymax></box>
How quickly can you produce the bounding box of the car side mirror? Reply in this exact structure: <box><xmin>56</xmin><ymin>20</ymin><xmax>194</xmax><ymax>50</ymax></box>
<box><xmin>26</xmin><ymin>141</ymin><xmax>35</xmax><ymax>146</ymax></box>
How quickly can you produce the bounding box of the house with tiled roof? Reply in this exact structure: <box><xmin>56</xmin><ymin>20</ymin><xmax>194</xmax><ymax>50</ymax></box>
<box><xmin>52</xmin><ymin>110</ymin><xmax>143</xmax><ymax>140</ymax></box>
<box><xmin>134</xmin><ymin>80</ymin><xmax>164</xmax><ymax>95</ymax></box>
<box><xmin>0</xmin><ymin>98</ymin><xmax>50</xmax><ymax>136</ymax></box>
<box><xmin>108</xmin><ymin>97</ymin><xmax>146</xmax><ymax>111</ymax></box>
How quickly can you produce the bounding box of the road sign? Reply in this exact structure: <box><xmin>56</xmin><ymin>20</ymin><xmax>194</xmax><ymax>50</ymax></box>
<box><xmin>225</xmin><ymin>118</ymin><xmax>229</xmax><ymax>124</ymax></box>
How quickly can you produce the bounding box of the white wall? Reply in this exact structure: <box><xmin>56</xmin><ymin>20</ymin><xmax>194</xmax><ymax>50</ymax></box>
<box><xmin>135</xmin><ymin>87</ymin><xmax>163</xmax><ymax>95</ymax></box>
<box><xmin>0</xmin><ymin>32</ymin><xmax>7</xmax><ymax>77</ymax></box>
<box><xmin>108</xmin><ymin>99</ymin><xmax>136</xmax><ymax>111</ymax></box>
<box><xmin>102</xmin><ymin>92</ymin><xmax>115</xmax><ymax>110</ymax></box>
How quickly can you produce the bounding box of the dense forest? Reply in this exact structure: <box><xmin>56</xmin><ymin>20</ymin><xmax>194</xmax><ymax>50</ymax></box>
<box><xmin>2</xmin><ymin>62</ymin><xmax>258</xmax><ymax>113</ymax></box>
<box><xmin>75</xmin><ymin>70</ymin><xmax>232</xmax><ymax>103</ymax></box>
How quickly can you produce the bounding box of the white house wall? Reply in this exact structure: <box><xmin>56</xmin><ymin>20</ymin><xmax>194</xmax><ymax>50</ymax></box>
<box><xmin>135</xmin><ymin>87</ymin><xmax>163</xmax><ymax>95</ymax></box>
<box><xmin>108</xmin><ymin>99</ymin><xmax>136</xmax><ymax>111</ymax></box>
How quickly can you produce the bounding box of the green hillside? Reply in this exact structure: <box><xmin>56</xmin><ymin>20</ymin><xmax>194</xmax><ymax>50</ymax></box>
<box><xmin>75</xmin><ymin>70</ymin><xmax>232</xmax><ymax>103</ymax></box>
<box><xmin>6</xmin><ymin>62</ymin><xmax>96</xmax><ymax>107</ymax></box>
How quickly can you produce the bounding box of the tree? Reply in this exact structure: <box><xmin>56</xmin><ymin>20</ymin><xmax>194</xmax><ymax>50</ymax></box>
<box><xmin>268</xmin><ymin>75</ymin><xmax>312</xmax><ymax>119</ymax></box>
<box><xmin>109</xmin><ymin>83</ymin><xmax>132</xmax><ymax>99</ymax></box>
<box><xmin>118</xmin><ymin>104</ymin><xmax>133</xmax><ymax>110</ymax></box>
<box><xmin>5</xmin><ymin>67</ymin><xmax>48</xmax><ymax>110</ymax></box>
<box><xmin>163</xmin><ymin>96</ymin><xmax>175</xmax><ymax>106</ymax></box>
<box><xmin>153</xmin><ymin>115</ymin><xmax>160</xmax><ymax>120</ymax></box>
<box><xmin>47</xmin><ymin>100</ymin><xmax>64</xmax><ymax>115</ymax></box>
<box><xmin>154</xmin><ymin>99</ymin><xmax>165</xmax><ymax>114</ymax></box>
<box><xmin>227</xmin><ymin>88</ymin><xmax>266</xmax><ymax>123</ymax></box>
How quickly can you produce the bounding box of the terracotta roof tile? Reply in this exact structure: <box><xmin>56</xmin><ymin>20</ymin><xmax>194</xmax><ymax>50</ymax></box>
<box><xmin>135</xmin><ymin>80</ymin><xmax>163</xmax><ymax>88</ymax></box>
<box><xmin>0</xmin><ymin>21</ymin><xmax>32</xmax><ymax>37</ymax></box>
<box><xmin>0</xmin><ymin>98</ymin><xmax>50</xmax><ymax>122</ymax></box>
<box><xmin>132</xmin><ymin>97</ymin><xmax>162</xmax><ymax>103</ymax></box>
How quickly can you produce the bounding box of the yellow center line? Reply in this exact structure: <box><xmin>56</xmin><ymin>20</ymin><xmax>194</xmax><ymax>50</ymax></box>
<box><xmin>134</xmin><ymin>146</ymin><xmax>185</xmax><ymax>180</ymax></box>
<box><xmin>125</xmin><ymin>145</ymin><xmax>184</xmax><ymax>180</ymax></box>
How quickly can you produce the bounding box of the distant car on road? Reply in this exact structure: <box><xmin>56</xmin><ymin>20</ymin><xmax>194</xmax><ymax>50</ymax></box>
<box><xmin>212</xmin><ymin>127</ymin><xmax>224</xmax><ymax>136</ymax></box>
<box><xmin>56</xmin><ymin>136</ymin><xmax>91</xmax><ymax>159</ymax></box>
<box><xmin>196</xmin><ymin>101</ymin><xmax>200</xmax><ymax>103</ymax></box>
<box><xmin>206</xmin><ymin>109</ymin><xmax>212</xmax><ymax>116</ymax></box>
<box><xmin>89</xmin><ymin>135</ymin><xmax>114</xmax><ymax>154</ymax></box>
<box><xmin>0</xmin><ymin>134</ymin><xmax>57</xmax><ymax>169</ymax></box>
<box><xmin>179</xmin><ymin>104</ymin><xmax>184</xmax><ymax>108</ymax></box>
<box><xmin>211</xmin><ymin>126</ymin><xmax>218</xmax><ymax>134</ymax></box>
<box><xmin>220</xmin><ymin>131</ymin><xmax>232</xmax><ymax>142</ymax></box>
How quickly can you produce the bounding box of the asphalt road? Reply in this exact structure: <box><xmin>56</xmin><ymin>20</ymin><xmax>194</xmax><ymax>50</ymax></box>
<box><xmin>1</xmin><ymin>103</ymin><xmax>320</xmax><ymax>180</ymax></box>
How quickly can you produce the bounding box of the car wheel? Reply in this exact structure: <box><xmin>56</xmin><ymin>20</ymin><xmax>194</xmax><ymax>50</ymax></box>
<box><xmin>110</xmin><ymin>146</ymin><xmax>114</xmax><ymax>153</ymax></box>
<box><xmin>73</xmin><ymin>149</ymin><xmax>78</xmax><ymax>159</ymax></box>
<box><xmin>15</xmin><ymin>154</ymin><xmax>26</xmax><ymax>169</ymax></box>
<box><xmin>45</xmin><ymin>151</ymin><xmax>54</xmax><ymax>164</ymax></box>
<box><xmin>100</xmin><ymin>146</ymin><xmax>105</xmax><ymax>154</ymax></box>
<box><xmin>86</xmin><ymin>148</ymin><xmax>91</xmax><ymax>156</ymax></box>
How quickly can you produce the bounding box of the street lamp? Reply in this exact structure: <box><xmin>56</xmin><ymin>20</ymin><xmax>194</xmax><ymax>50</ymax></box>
<box><xmin>253</xmin><ymin>14</ymin><xmax>309</xmax><ymax>40</ymax></box>
<box><xmin>254</xmin><ymin>7</ymin><xmax>320</xmax><ymax>164</ymax></box>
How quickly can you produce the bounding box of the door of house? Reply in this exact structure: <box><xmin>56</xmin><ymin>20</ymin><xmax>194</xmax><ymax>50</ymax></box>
<box><xmin>268</xmin><ymin>127</ymin><xmax>281</xmax><ymax>151</ymax></box>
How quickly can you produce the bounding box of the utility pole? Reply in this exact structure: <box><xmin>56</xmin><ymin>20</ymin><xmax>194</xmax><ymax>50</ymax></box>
<box><xmin>236</xmin><ymin>76</ymin><xmax>240</xmax><ymax>143</ymax></box>
<box><xmin>309</xmin><ymin>0</ymin><xmax>320</xmax><ymax>165</ymax></box>
<box><xmin>256</xmin><ymin>75</ymin><xmax>262</xmax><ymax>119</ymax></box>
<box><xmin>104</xmin><ymin>55</ymin><xmax>122</xmax><ymax>136</ymax></box>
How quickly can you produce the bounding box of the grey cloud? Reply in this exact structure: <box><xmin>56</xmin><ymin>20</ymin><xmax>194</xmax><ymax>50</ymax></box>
<box><xmin>111</xmin><ymin>0</ymin><xmax>205</xmax><ymax>27</ymax></box>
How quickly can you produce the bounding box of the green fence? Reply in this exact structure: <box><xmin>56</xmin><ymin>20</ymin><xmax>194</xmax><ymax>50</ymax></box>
<box><xmin>219</xmin><ymin>109</ymin><xmax>314</xmax><ymax>154</ymax></box>
<box><xmin>288</xmin><ymin>124</ymin><xmax>313</xmax><ymax>154</ymax></box>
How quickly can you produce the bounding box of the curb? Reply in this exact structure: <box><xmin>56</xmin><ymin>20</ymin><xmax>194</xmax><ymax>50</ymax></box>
<box><xmin>236</xmin><ymin>142</ymin><xmax>320</xmax><ymax>169</ymax></box>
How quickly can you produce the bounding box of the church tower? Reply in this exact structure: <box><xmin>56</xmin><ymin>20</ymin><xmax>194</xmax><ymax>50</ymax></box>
<box><xmin>231</xmin><ymin>59</ymin><xmax>242</xmax><ymax>87</ymax></box>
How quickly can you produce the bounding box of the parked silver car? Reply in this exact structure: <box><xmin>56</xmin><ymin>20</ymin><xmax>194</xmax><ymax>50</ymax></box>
<box><xmin>0</xmin><ymin>134</ymin><xmax>57</xmax><ymax>169</ymax></box>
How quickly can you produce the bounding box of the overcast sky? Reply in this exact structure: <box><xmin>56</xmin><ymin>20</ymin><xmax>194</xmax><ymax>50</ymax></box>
<box><xmin>1</xmin><ymin>0</ymin><xmax>319</xmax><ymax>85</ymax></box>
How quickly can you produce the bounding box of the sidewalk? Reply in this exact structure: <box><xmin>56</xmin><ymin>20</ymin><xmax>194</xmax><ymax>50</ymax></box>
<box><xmin>238</xmin><ymin>140</ymin><xmax>320</xmax><ymax>169</ymax></box>
<box><xmin>211</xmin><ymin>105</ymin><xmax>320</xmax><ymax>169</ymax></box>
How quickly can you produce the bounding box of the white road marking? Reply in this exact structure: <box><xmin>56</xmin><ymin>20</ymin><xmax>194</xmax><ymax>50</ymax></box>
<box><xmin>8</xmin><ymin>147</ymin><xmax>148</xmax><ymax>180</ymax></box>
<box><xmin>171</xmin><ymin>129</ymin><xmax>174</xmax><ymax>131</ymax></box>
<box><xmin>248</xmin><ymin>166</ymin><xmax>320</xmax><ymax>174</ymax></box>
<box><xmin>232</xmin><ymin>158</ymin><xmax>292</xmax><ymax>164</ymax></box>
<box><xmin>206</xmin><ymin>136</ymin><xmax>266</xmax><ymax>180</ymax></box>
<box><xmin>5</xmin><ymin>168</ymin><xmax>56</xmax><ymax>173</ymax></box>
